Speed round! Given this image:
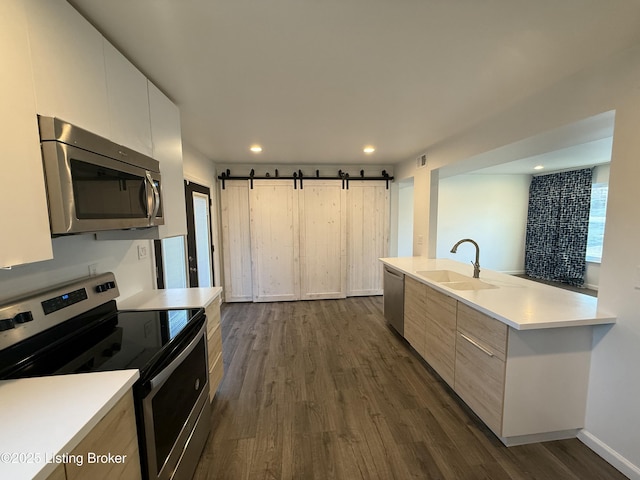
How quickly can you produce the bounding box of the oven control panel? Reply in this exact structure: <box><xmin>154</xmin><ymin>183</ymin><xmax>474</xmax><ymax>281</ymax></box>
<box><xmin>0</xmin><ymin>272</ymin><xmax>119</xmax><ymax>351</ymax></box>
<box><xmin>42</xmin><ymin>288</ymin><xmax>88</xmax><ymax>315</ymax></box>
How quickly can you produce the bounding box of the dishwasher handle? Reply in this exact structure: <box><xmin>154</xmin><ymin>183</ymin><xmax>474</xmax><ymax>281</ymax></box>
<box><xmin>384</xmin><ymin>267</ymin><xmax>404</xmax><ymax>280</ymax></box>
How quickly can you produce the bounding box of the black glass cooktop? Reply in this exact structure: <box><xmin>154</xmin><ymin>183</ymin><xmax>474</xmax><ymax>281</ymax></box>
<box><xmin>0</xmin><ymin>303</ymin><xmax>204</xmax><ymax>380</ymax></box>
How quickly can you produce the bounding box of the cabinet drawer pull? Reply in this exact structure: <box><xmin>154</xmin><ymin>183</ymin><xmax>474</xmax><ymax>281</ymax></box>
<box><xmin>460</xmin><ymin>333</ymin><xmax>494</xmax><ymax>357</ymax></box>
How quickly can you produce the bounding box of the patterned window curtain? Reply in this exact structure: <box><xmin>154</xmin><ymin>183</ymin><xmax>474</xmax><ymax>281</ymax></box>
<box><xmin>524</xmin><ymin>168</ymin><xmax>592</xmax><ymax>286</ymax></box>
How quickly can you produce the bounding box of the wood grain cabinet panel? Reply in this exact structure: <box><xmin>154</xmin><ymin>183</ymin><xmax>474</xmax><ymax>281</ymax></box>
<box><xmin>457</xmin><ymin>302</ymin><xmax>508</xmax><ymax>361</ymax></box>
<box><xmin>423</xmin><ymin>286</ymin><xmax>457</xmax><ymax>387</ymax></box>
<box><xmin>46</xmin><ymin>464</ymin><xmax>66</xmax><ymax>480</ymax></box>
<box><xmin>65</xmin><ymin>392</ymin><xmax>141</xmax><ymax>480</ymax></box>
<box><xmin>205</xmin><ymin>297</ymin><xmax>224</xmax><ymax>401</ymax></box>
<box><xmin>403</xmin><ymin>276</ymin><xmax>427</xmax><ymax>356</ymax></box>
<box><xmin>454</xmin><ymin>304</ymin><xmax>507</xmax><ymax>434</ymax></box>
<box><xmin>454</xmin><ymin>330</ymin><xmax>506</xmax><ymax>434</ymax></box>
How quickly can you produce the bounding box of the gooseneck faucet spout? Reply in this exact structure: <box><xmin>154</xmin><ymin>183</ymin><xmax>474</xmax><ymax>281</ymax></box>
<box><xmin>450</xmin><ymin>238</ymin><xmax>481</xmax><ymax>278</ymax></box>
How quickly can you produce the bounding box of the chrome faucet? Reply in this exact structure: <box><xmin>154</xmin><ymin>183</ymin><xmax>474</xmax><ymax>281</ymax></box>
<box><xmin>450</xmin><ymin>238</ymin><xmax>481</xmax><ymax>278</ymax></box>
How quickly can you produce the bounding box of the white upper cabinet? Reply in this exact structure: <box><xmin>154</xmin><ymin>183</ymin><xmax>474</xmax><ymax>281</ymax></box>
<box><xmin>103</xmin><ymin>40</ymin><xmax>153</xmax><ymax>157</ymax></box>
<box><xmin>23</xmin><ymin>0</ymin><xmax>110</xmax><ymax>138</ymax></box>
<box><xmin>148</xmin><ymin>81</ymin><xmax>187</xmax><ymax>238</ymax></box>
<box><xmin>0</xmin><ymin>0</ymin><xmax>53</xmax><ymax>268</ymax></box>
<box><xmin>96</xmin><ymin>82</ymin><xmax>187</xmax><ymax>241</ymax></box>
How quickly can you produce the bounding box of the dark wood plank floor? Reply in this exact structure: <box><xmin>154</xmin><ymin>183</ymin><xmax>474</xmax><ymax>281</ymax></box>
<box><xmin>194</xmin><ymin>297</ymin><xmax>624</xmax><ymax>480</ymax></box>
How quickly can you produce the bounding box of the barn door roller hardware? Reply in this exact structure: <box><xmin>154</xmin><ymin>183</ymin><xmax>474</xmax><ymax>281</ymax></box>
<box><xmin>218</xmin><ymin>169</ymin><xmax>394</xmax><ymax>190</ymax></box>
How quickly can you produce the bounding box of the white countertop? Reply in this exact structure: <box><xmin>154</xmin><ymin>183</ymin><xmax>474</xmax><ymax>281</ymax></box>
<box><xmin>117</xmin><ymin>287</ymin><xmax>223</xmax><ymax>311</ymax></box>
<box><xmin>0</xmin><ymin>370</ymin><xmax>139</xmax><ymax>480</ymax></box>
<box><xmin>380</xmin><ymin>257</ymin><xmax>616</xmax><ymax>330</ymax></box>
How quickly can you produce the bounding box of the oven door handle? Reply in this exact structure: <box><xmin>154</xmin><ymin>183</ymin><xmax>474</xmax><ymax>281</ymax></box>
<box><xmin>148</xmin><ymin>320</ymin><xmax>207</xmax><ymax>391</ymax></box>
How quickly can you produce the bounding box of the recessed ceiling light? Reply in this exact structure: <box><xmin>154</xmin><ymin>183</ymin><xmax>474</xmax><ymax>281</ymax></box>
<box><xmin>534</xmin><ymin>165</ymin><xmax>544</xmax><ymax>170</ymax></box>
<box><xmin>363</xmin><ymin>146</ymin><xmax>375</xmax><ymax>154</ymax></box>
<box><xmin>250</xmin><ymin>145</ymin><xmax>262</xmax><ymax>153</ymax></box>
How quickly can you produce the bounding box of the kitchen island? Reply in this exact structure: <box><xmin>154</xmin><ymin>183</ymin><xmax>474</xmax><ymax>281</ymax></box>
<box><xmin>380</xmin><ymin>257</ymin><xmax>616</xmax><ymax>446</ymax></box>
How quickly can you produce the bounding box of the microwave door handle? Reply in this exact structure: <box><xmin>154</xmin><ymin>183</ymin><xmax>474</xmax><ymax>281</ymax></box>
<box><xmin>150</xmin><ymin>175</ymin><xmax>161</xmax><ymax>221</ymax></box>
<box><xmin>145</xmin><ymin>171</ymin><xmax>160</xmax><ymax>223</ymax></box>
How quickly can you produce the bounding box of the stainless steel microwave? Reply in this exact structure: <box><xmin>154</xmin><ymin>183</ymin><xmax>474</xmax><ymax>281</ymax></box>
<box><xmin>38</xmin><ymin>116</ymin><xmax>164</xmax><ymax>235</ymax></box>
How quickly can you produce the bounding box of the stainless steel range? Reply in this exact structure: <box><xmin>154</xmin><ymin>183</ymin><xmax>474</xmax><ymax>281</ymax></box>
<box><xmin>0</xmin><ymin>273</ymin><xmax>211</xmax><ymax>480</ymax></box>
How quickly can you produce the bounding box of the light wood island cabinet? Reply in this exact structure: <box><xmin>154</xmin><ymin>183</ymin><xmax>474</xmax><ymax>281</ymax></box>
<box><xmin>403</xmin><ymin>276</ymin><xmax>427</xmax><ymax>357</ymax></box>
<box><xmin>423</xmin><ymin>286</ymin><xmax>457</xmax><ymax>388</ymax></box>
<box><xmin>403</xmin><ymin>279</ymin><xmax>457</xmax><ymax>388</ymax></box>
<box><xmin>454</xmin><ymin>303</ymin><xmax>507</xmax><ymax>434</ymax></box>
<box><xmin>401</xmin><ymin>275</ymin><xmax>593</xmax><ymax>446</ymax></box>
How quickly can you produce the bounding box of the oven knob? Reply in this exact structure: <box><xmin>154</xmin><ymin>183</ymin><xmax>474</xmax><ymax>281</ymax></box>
<box><xmin>0</xmin><ymin>318</ymin><xmax>15</xmax><ymax>331</ymax></box>
<box><xmin>107</xmin><ymin>281</ymin><xmax>116</xmax><ymax>290</ymax></box>
<box><xmin>13</xmin><ymin>312</ymin><xmax>34</xmax><ymax>324</ymax></box>
<box><xmin>95</xmin><ymin>283</ymin><xmax>108</xmax><ymax>293</ymax></box>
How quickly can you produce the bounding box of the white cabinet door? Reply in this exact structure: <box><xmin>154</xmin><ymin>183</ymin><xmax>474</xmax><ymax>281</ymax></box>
<box><xmin>220</xmin><ymin>182</ymin><xmax>253</xmax><ymax>302</ymax></box>
<box><xmin>347</xmin><ymin>181</ymin><xmax>389</xmax><ymax>296</ymax></box>
<box><xmin>24</xmin><ymin>0</ymin><xmax>110</xmax><ymax>138</ymax></box>
<box><xmin>0</xmin><ymin>0</ymin><xmax>53</xmax><ymax>268</ymax></box>
<box><xmin>249</xmin><ymin>180</ymin><xmax>300</xmax><ymax>302</ymax></box>
<box><xmin>96</xmin><ymin>83</ymin><xmax>187</xmax><ymax>241</ymax></box>
<box><xmin>299</xmin><ymin>180</ymin><xmax>346</xmax><ymax>299</ymax></box>
<box><xmin>148</xmin><ymin>81</ymin><xmax>187</xmax><ymax>238</ymax></box>
<box><xmin>104</xmin><ymin>40</ymin><xmax>153</xmax><ymax>156</ymax></box>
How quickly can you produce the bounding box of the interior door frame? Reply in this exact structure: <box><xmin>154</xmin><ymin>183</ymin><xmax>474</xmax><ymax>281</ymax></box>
<box><xmin>185</xmin><ymin>180</ymin><xmax>214</xmax><ymax>287</ymax></box>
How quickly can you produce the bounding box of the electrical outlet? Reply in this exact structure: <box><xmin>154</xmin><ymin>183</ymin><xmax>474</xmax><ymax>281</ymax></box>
<box><xmin>417</xmin><ymin>235</ymin><xmax>424</xmax><ymax>245</ymax></box>
<box><xmin>137</xmin><ymin>245</ymin><xmax>148</xmax><ymax>260</ymax></box>
<box><xmin>88</xmin><ymin>263</ymin><xmax>98</xmax><ymax>276</ymax></box>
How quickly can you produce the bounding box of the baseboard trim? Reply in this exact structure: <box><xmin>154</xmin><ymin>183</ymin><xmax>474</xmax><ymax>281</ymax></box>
<box><xmin>578</xmin><ymin>430</ymin><xmax>640</xmax><ymax>480</ymax></box>
<box><xmin>499</xmin><ymin>429</ymin><xmax>578</xmax><ymax>447</ymax></box>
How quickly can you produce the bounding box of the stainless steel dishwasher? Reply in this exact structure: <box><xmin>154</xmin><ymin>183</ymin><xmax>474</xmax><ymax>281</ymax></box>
<box><xmin>383</xmin><ymin>265</ymin><xmax>405</xmax><ymax>335</ymax></box>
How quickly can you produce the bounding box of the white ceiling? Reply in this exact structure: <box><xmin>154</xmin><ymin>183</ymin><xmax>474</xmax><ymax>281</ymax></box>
<box><xmin>470</xmin><ymin>137</ymin><xmax>613</xmax><ymax>176</ymax></box>
<box><xmin>440</xmin><ymin>110</ymin><xmax>616</xmax><ymax>176</ymax></box>
<box><xmin>68</xmin><ymin>0</ymin><xmax>640</xmax><ymax>166</ymax></box>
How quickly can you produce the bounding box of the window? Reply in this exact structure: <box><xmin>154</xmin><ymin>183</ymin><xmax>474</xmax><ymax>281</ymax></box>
<box><xmin>155</xmin><ymin>236</ymin><xmax>188</xmax><ymax>288</ymax></box>
<box><xmin>586</xmin><ymin>182</ymin><xmax>608</xmax><ymax>263</ymax></box>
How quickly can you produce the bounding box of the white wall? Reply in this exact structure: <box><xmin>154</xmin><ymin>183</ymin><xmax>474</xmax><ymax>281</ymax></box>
<box><xmin>397</xmin><ymin>178</ymin><xmax>414</xmax><ymax>257</ymax></box>
<box><xmin>0</xmin><ymin>234</ymin><xmax>154</xmax><ymax>302</ymax></box>
<box><xmin>394</xmin><ymin>44</ymin><xmax>640</xmax><ymax>478</ymax></box>
<box><xmin>582</xmin><ymin>88</ymin><xmax>640</xmax><ymax>479</ymax></box>
<box><xmin>436</xmin><ymin>174</ymin><xmax>530</xmax><ymax>273</ymax></box>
